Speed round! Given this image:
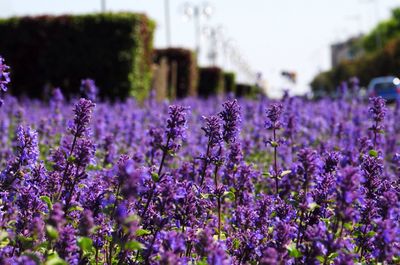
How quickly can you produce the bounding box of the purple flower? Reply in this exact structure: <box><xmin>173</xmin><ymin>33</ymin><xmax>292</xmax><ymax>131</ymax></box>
<box><xmin>368</xmin><ymin>97</ymin><xmax>386</xmax><ymax>146</ymax></box>
<box><xmin>166</xmin><ymin>105</ymin><xmax>188</xmax><ymax>142</ymax></box>
<box><xmin>219</xmin><ymin>99</ymin><xmax>241</xmax><ymax>143</ymax></box>
<box><xmin>79</xmin><ymin>209</ymin><xmax>94</xmax><ymax>236</ymax></box>
<box><xmin>118</xmin><ymin>158</ymin><xmax>149</xmax><ymax>199</ymax></box>
<box><xmin>68</xmin><ymin>98</ymin><xmax>96</xmax><ymax>138</ymax></box>
<box><xmin>48</xmin><ymin>202</ymin><xmax>66</xmax><ymax>231</ymax></box>
<box><xmin>297</xmin><ymin>148</ymin><xmax>318</xmax><ymax>177</ymax></box>
<box><xmin>15</xmin><ymin>125</ymin><xmax>39</xmax><ymax>166</ymax></box>
<box><xmin>265</xmin><ymin>103</ymin><xmax>283</xmax><ymax>130</ymax></box>
<box><xmin>55</xmin><ymin>225</ymin><xmax>79</xmax><ymax>265</ymax></box>
<box><xmin>323</xmin><ymin>151</ymin><xmax>340</xmax><ymax>173</ymax></box>
<box><xmin>369</xmin><ymin>97</ymin><xmax>386</xmax><ymax>124</ymax></box>
<box><xmin>260</xmin><ymin>247</ymin><xmax>279</xmax><ymax>265</ymax></box>
<box><xmin>80</xmin><ymin>78</ymin><xmax>98</xmax><ymax>102</ymax></box>
<box><xmin>0</xmin><ymin>56</ymin><xmax>10</xmax><ymax>106</ymax></box>
<box><xmin>202</xmin><ymin>115</ymin><xmax>222</xmax><ymax>147</ymax></box>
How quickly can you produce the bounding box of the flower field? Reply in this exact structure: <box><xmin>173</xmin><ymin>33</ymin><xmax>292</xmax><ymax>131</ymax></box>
<box><xmin>0</xmin><ymin>58</ymin><xmax>399</xmax><ymax>264</ymax></box>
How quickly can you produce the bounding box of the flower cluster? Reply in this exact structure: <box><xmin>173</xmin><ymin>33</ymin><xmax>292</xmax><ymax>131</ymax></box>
<box><xmin>0</xmin><ymin>78</ymin><xmax>399</xmax><ymax>264</ymax></box>
<box><xmin>0</xmin><ymin>55</ymin><xmax>10</xmax><ymax>106</ymax></box>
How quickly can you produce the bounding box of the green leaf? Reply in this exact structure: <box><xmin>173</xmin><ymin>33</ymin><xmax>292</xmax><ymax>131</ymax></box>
<box><xmin>197</xmin><ymin>258</ymin><xmax>208</xmax><ymax>265</ymax></box>
<box><xmin>17</xmin><ymin>235</ymin><xmax>34</xmax><ymax>249</ymax></box>
<box><xmin>67</xmin><ymin>155</ymin><xmax>76</xmax><ymax>163</ymax></box>
<box><xmin>328</xmin><ymin>252</ymin><xmax>339</xmax><ymax>259</ymax></box>
<box><xmin>368</xmin><ymin>149</ymin><xmax>378</xmax><ymax>157</ymax></box>
<box><xmin>0</xmin><ymin>230</ymin><xmax>8</xmax><ymax>242</ymax></box>
<box><xmin>45</xmin><ymin>253</ymin><xmax>67</xmax><ymax>265</ymax></box>
<box><xmin>151</xmin><ymin>172</ymin><xmax>159</xmax><ymax>182</ymax></box>
<box><xmin>308</xmin><ymin>202</ymin><xmax>318</xmax><ymax>210</ymax></box>
<box><xmin>68</xmin><ymin>205</ymin><xmax>84</xmax><ymax>213</ymax></box>
<box><xmin>280</xmin><ymin>170</ymin><xmax>292</xmax><ymax>177</ymax></box>
<box><xmin>40</xmin><ymin>196</ymin><xmax>53</xmax><ymax>210</ymax></box>
<box><xmin>222</xmin><ymin>191</ymin><xmax>235</xmax><ymax>200</ymax></box>
<box><xmin>125</xmin><ymin>240</ymin><xmax>146</xmax><ymax>251</ymax></box>
<box><xmin>343</xmin><ymin>222</ymin><xmax>353</xmax><ymax>231</ymax></box>
<box><xmin>287</xmin><ymin>242</ymin><xmax>302</xmax><ymax>258</ymax></box>
<box><xmin>270</xmin><ymin>141</ymin><xmax>279</xmax><ymax>148</ymax></box>
<box><xmin>366</xmin><ymin>231</ymin><xmax>376</xmax><ymax>237</ymax></box>
<box><xmin>45</xmin><ymin>225</ymin><xmax>59</xmax><ymax>240</ymax></box>
<box><xmin>77</xmin><ymin>237</ymin><xmax>93</xmax><ymax>252</ymax></box>
<box><xmin>232</xmin><ymin>238</ymin><xmax>240</xmax><ymax>249</ymax></box>
<box><xmin>316</xmin><ymin>256</ymin><xmax>325</xmax><ymax>263</ymax></box>
<box><xmin>136</xmin><ymin>229</ymin><xmax>151</xmax><ymax>237</ymax></box>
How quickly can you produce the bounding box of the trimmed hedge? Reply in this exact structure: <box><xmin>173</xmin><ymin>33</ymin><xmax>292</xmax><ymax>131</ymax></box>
<box><xmin>235</xmin><ymin>83</ymin><xmax>253</xmax><ymax>98</ymax></box>
<box><xmin>198</xmin><ymin>67</ymin><xmax>224</xmax><ymax>97</ymax></box>
<box><xmin>153</xmin><ymin>48</ymin><xmax>197</xmax><ymax>99</ymax></box>
<box><xmin>223</xmin><ymin>72</ymin><xmax>236</xmax><ymax>94</ymax></box>
<box><xmin>0</xmin><ymin>13</ymin><xmax>155</xmax><ymax>100</ymax></box>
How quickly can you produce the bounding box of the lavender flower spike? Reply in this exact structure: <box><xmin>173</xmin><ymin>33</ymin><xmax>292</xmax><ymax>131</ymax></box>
<box><xmin>68</xmin><ymin>98</ymin><xmax>96</xmax><ymax>138</ymax></box>
<box><xmin>0</xmin><ymin>56</ymin><xmax>10</xmax><ymax>106</ymax></box>
<box><xmin>219</xmin><ymin>99</ymin><xmax>241</xmax><ymax>144</ymax></box>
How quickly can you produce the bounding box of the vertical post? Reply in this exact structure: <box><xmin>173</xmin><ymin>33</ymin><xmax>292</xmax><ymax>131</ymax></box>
<box><xmin>165</xmin><ymin>0</ymin><xmax>171</xmax><ymax>46</ymax></box>
<box><xmin>194</xmin><ymin>6</ymin><xmax>201</xmax><ymax>63</ymax></box>
<box><xmin>101</xmin><ymin>0</ymin><xmax>106</xmax><ymax>12</ymax></box>
<box><xmin>171</xmin><ymin>61</ymin><xmax>178</xmax><ymax>99</ymax></box>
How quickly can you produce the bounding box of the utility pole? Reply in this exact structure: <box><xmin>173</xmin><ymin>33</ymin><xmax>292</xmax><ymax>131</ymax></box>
<box><xmin>183</xmin><ymin>2</ymin><xmax>213</xmax><ymax>63</ymax></box>
<box><xmin>101</xmin><ymin>0</ymin><xmax>106</xmax><ymax>12</ymax></box>
<box><xmin>165</xmin><ymin>0</ymin><xmax>171</xmax><ymax>46</ymax></box>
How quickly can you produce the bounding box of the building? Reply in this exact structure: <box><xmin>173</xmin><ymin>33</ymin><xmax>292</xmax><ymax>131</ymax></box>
<box><xmin>331</xmin><ymin>35</ymin><xmax>364</xmax><ymax>68</ymax></box>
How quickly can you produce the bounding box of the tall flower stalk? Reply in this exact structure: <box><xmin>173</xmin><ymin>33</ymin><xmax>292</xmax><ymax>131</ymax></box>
<box><xmin>0</xmin><ymin>55</ymin><xmax>10</xmax><ymax>107</ymax></box>
<box><xmin>265</xmin><ymin>103</ymin><xmax>283</xmax><ymax>194</ymax></box>
<box><xmin>368</xmin><ymin>97</ymin><xmax>386</xmax><ymax>148</ymax></box>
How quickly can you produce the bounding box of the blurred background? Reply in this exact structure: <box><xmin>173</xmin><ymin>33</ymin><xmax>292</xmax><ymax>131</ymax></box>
<box><xmin>1</xmin><ymin>0</ymin><xmax>400</xmax><ymax>99</ymax></box>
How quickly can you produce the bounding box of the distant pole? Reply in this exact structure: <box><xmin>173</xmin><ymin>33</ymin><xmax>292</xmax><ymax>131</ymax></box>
<box><xmin>165</xmin><ymin>0</ymin><xmax>171</xmax><ymax>46</ymax></box>
<box><xmin>194</xmin><ymin>6</ymin><xmax>201</xmax><ymax>57</ymax></box>
<box><xmin>183</xmin><ymin>2</ymin><xmax>213</xmax><ymax>63</ymax></box>
<box><xmin>101</xmin><ymin>0</ymin><xmax>106</xmax><ymax>12</ymax></box>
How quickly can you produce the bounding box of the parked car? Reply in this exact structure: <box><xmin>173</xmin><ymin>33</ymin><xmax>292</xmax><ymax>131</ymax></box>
<box><xmin>367</xmin><ymin>76</ymin><xmax>400</xmax><ymax>101</ymax></box>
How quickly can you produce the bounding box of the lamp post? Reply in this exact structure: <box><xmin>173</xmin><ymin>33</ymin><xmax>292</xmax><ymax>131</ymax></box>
<box><xmin>165</xmin><ymin>0</ymin><xmax>171</xmax><ymax>46</ymax></box>
<box><xmin>101</xmin><ymin>0</ymin><xmax>106</xmax><ymax>12</ymax></box>
<box><xmin>183</xmin><ymin>2</ymin><xmax>213</xmax><ymax>62</ymax></box>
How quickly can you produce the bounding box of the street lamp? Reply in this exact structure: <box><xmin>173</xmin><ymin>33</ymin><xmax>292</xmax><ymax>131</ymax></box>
<box><xmin>183</xmin><ymin>2</ymin><xmax>213</xmax><ymax>61</ymax></box>
<box><xmin>203</xmin><ymin>25</ymin><xmax>224</xmax><ymax>66</ymax></box>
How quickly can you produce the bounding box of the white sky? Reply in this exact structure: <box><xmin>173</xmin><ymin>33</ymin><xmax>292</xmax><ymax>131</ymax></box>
<box><xmin>0</xmin><ymin>0</ymin><xmax>399</xmax><ymax>97</ymax></box>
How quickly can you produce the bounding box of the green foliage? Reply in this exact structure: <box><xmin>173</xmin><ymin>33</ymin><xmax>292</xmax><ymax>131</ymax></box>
<box><xmin>311</xmin><ymin>7</ymin><xmax>400</xmax><ymax>96</ymax></box>
<box><xmin>125</xmin><ymin>240</ymin><xmax>146</xmax><ymax>251</ymax></box>
<box><xmin>77</xmin><ymin>236</ymin><xmax>94</xmax><ymax>253</ymax></box>
<box><xmin>0</xmin><ymin>13</ymin><xmax>155</xmax><ymax>101</ymax></box>
<box><xmin>236</xmin><ymin>83</ymin><xmax>258</xmax><ymax>98</ymax></box>
<box><xmin>45</xmin><ymin>225</ymin><xmax>59</xmax><ymax>241</ymax></box>
<box><xmin>311</xmin><ymin>35</ymin><xmax>400</xmax><ymax>96</ymax></box>
<box><xmin>223</xmin><ymin>72</ymin><xmax>236</xmax><ymax>94</ymax></box>
<box><xmin>198</xmin><ymin>67</ymin><xmax>224</xmax><ymax>97</ymax></box>
<box><xmin>153</xmin><ymin>48</ymin><xmax>198</xmax><ymax>98</ymax></box>
<box><xmin>363</xmin><ymin>8</ymin><xmax>400</xmax><ymax>53</ymax></box>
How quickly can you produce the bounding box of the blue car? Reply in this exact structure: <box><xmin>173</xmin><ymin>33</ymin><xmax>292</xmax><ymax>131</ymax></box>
<box><xmin>367</xmin><ymin>76</ymin><xmax>400</xmax><ymax>101</ymax></box>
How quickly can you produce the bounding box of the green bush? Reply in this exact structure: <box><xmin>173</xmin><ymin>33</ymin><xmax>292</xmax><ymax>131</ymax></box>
<box><xmin>311</xmin><ymin>36</ymin><xmax>400</xmax><ymax>96</ymax></box>
<box><xmin>223</xmin><ymin>72</ymin><xmax>236</xmax><ymax>94</ymax></box>
<box><xmin>0</xmin><ymin>13</ymin><xmax>155</xmax><ymax>100</ymax></box>
<box><xmin>153</xmin><ymin>48</ymin><xmax>197</xmax><ymax>98</ymax></box>
<box><xmin>198</xmin><ymin>67</ymin><xmax>224</xmax><ymax>97</ymax></box>
<box><xmin>235</xmin><ymin>83</ymin><xmax>254</xmax><ymax>98</ymax></box>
